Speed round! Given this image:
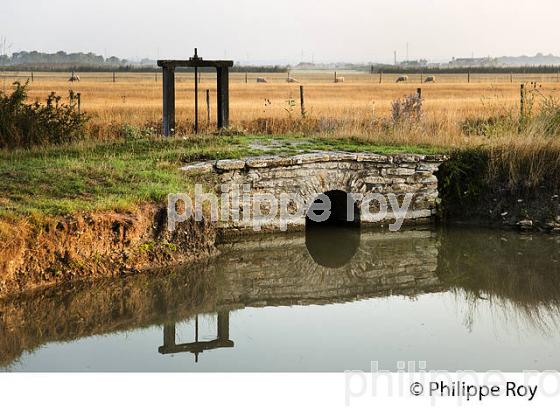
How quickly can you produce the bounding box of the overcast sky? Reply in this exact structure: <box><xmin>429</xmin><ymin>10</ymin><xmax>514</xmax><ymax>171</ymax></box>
<box><xmin>1</xmin><ymin>0</ymin><xmax>558</xmax><ymax>63</ymax></box>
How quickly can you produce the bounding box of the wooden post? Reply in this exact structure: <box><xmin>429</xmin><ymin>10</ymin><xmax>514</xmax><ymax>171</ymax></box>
<box><xmin>162</xmin><ymin>65</ymin><xmax>176</xmax><ymax>136</ymax></box>
<box><xmin>510</xmin><ymin>72</ymin><xmax>513</xmax><ymax>83</ymax></box>
<box><xmin>467</xmin><ymin>71</ymin><xmax>470</xmax><ymax>83</ymax></box>
<box><xmin>520</xmin><ymin>83</ymin><xmax>525</xmax><ymax>119</ymax></box>
<box><xmin>31</xmin><ymin>72</ymin><xmax>34</xmax><ymax>82</ymax></box>
<box><xmin>299</xmin><ymin>85</ymin><xmax>305</xmax><ymax>117</ymax></box>
<box><xmin>217</xmin><ymin>312</ymin><xmax>230</xmax><ymax>341</ymax></box>
<box><xmin>163</xmin><ymin>324</ymin><xmax>176</xmax><ymax>347</ymax></box>
<box><xmin>76</xmin><ymin>93</ymin><xmax>81</xmax><ymax>115</ymax></box>
<box><xmin>194</xmin><ymin>66</ymin><xmax>199</xmax><ymax>134</ymax></box>
<box><xmin>216</xmin><ymin>66</ymin><xmax>230</xmax><ymax>129</ymax></box>
<box><xmin>379</xmin><ymin>71</ymin><xmax>383</xmax><ymax>84</ymax></box>
<box><xmin>206</xmin><ymin>89</ymin><xmax>211</xmax><ymax>125</ymax></box>
<box><xmin>112</xmin><ymin>71</ymin><xmax>116</xmax><ymax>83</ymax></box>
<box><xmin>417</xmin><ymin>88</ymin><xmax>422</xmax><ymax>99</ymax></box>
<box><xmin>334</xmin><ymin>71</ymin><xmax>337</xmax><ymax>83</ymax></box>
<box><xmin>245</xmin><ymin>72</ymin><xmax>248</xmax><ymax>84</ymax></box>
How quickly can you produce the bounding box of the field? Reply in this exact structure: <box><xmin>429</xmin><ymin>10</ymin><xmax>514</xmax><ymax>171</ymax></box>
<box><xmin>3</xmin><ymin>70</ymin><xmax>560</xmax><ymax>146</ymax></box>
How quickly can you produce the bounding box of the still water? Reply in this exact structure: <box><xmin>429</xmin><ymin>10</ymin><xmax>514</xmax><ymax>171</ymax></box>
<box><xmin>1</xmin><ymin>226</ymin><xmax>560</xmax><ymax>372</ymax></box>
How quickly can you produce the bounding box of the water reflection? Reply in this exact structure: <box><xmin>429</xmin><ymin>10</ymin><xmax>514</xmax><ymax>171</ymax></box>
<box><xmin>305</xmin><ymin>226</ymin><xmax>361</xmax><ymax>268</ymax></box>
<box><xmin>1</xmin><ymin>227</ymin><xmax>560</xmax><ymax>370</ymax></box>
<box><xmin>159</xmin><ymin>312</ymin><xmax>234</xmax><ymax>362</ymax></box>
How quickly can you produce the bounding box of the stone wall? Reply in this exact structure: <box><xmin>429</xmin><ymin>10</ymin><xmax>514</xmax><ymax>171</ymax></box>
<box><xmin>183</xmin><ymin>152</ymin><xmax>447</xmax><ymax>232</ymax></box>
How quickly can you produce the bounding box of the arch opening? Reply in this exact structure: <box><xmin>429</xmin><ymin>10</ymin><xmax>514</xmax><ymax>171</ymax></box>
<box><xmin>306</xmin><ymin>190</ymin><xmax>360</xmax><ymax>227</ymax></box>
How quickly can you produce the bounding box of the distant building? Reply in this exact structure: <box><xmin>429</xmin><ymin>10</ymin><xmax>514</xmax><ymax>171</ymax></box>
<box><xmin>400</xmin><ymin>59</ymin><xmax>428</xmax><ymax>68</ymax></box>
<box><xmin>449</xmin><ymin>57</ymin><xmax>497</xmax><ymax>67</ymax></box>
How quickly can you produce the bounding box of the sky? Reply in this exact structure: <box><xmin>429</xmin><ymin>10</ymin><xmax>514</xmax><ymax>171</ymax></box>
<box><xmin>1</xmin><ymin>0</ymin><xmax>559</xmax><ymax>64</ymax></box>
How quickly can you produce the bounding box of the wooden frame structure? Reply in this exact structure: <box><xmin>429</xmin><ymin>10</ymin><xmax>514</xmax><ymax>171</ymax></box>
<box><xmin>157</xmin><ymin>50</ymin><xmax>233</xmax><ymax>136</ymax></box>
<box><xmin>158</xmin><ymin>312</ymin><xmax>234</xmax><ymax>362</ymax></box>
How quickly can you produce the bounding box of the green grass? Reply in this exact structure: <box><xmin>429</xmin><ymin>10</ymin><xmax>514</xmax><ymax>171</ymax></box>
<box><xmin>0</xmin><ymin>134</ymin><xmax>446</xmax><ymax>220</ymax></box>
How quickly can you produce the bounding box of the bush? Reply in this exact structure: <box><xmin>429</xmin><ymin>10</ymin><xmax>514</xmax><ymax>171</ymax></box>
<box><xmin>0</xmin><ymin>81</ymin><xmax>88</xmax><ymax>149</ymax></box>
<box><xmin>391</xmin><ymin>93</ymin><xmax>423</xmax><ymax>125</ymax></box>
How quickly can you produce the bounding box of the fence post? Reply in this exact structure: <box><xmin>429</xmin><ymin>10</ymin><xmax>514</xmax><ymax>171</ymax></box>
<box><xmin>417</xmin><ymin>88</ymin><xmax>422</xmax><ymax>99</ymax></box>
<box><xmin>194</xmin><ymin>66</ymin><xmax>199</xmax><ymax>134</ymax></box>
<box><xmin>510</xmin><ymin>72</ymin><xmax>513</xmax><ymax>83</ymax></box>
<box><xmin>300</xmin><ymin>85</ymin><xmax>305</xmax><ymax>117</ymax></box>
<box><xmin>31</xmin><ymin>72</ymin><xmax>34</xmax><ymax>82</ymax></box>
<box><xmin>77</xmin><ymin>93</ymin><xmax>81</xmax><ymax>115</ymax></box>
<box><xmin>334</xmin><ymin>71</ymin><xmax>337</xmax><ymax>83</ymax></box>
<box><xmin>206</xmin><ymin>89</ymin><xmax>211</xmax><ymax>125</ymax></box>
<box><xmin>379</xmin><ymin>71</ymin><xmax>383</xmax><ymax>84</ymax></box>
<box><xmin>467</xmin><ymin>71</ymin><xmax>470</xmax><ymax>83</ymax></box>
<box><xmin>245</xmin><ymin>72</ymin><xmax>248</xmax><ymax>84</ymax></box>
<box><xmin>113</xmin><ymin>72</ymin><xmax>116</xmax><ymax>83</ymax></box>
<box><xmin>520</xmin><ymin>84</ymin><xmax>525</xmax><ymax>118</ymax></box>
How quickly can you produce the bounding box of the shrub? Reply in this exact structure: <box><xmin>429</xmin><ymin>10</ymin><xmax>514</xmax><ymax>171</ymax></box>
<box><xmin>391</xmin><ymin>93</ymin><xmax>423</xmax><ymax>125</ymax></box>
<box><xmin>0</xmin><ymin>81</ymin><xmax>88</xmax><ymax>149</ymax></box>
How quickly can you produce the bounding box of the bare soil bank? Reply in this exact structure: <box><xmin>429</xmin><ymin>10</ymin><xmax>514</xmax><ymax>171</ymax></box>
<box><xmin>0</xmin><ymin>204</ymin><xmax>217</xmax><ymax>298</ymax></box>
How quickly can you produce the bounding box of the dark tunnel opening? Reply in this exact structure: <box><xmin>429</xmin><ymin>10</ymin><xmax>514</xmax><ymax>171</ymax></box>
<box><xmin>305</xmin><ymin>190</ymin><xmax>360</xmax><ymax>227</ymax></box>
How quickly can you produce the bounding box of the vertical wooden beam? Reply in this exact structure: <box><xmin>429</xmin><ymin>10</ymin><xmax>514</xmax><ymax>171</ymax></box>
<box><xmin>206</xmin><ymin>89</ymin><xmax>211</xmax><ymax>125</ymax></box>
<box><xmin>217</xmin><ymin>312</ymin><xmax>230</xmax><ymax>340</ymax></box>
<box><xmin>194</xmin><ymin>66</ymin><xmax>199</xmax><ymax>134</ymax></box>
<box><xmin>216</xmin><ymin>66</ymin><xmax>230</xmax><ymax>129</ymax></box>
<box><xmin>163</xmin><ymin>324</ymin><xmax>176</xmax><ymax>347</ymax></box>
<box><xmin>300</xmin><ymin>85</ymin><xmax>305</xmax><ymax>117</ymax></box>
<box><xmin>162</xmin><ymin>65</ymin><xmax>175</xmax><ymax>136</ymax></box>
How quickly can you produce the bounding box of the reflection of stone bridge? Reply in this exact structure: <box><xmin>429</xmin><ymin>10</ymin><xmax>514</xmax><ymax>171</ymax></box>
<box><xmin>155</xmin><ymin>229</ymin><xmax>441</xmax><ymax>361</ymax></box>
<box><xmin>0</xmin><ymin>229</ymin><xmax>441</xmax><ymax>367</ymax></box>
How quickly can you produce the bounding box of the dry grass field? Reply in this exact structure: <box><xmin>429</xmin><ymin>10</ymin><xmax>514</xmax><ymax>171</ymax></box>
<box><xmin>3</xmin><ymin>70</ymin><xmax>560</xmax><ymax>147</ymax></box>
<box><xmin>3</xmin><ymin>70</ymin><xmax>560</xmax><ymax>224</ymax></box>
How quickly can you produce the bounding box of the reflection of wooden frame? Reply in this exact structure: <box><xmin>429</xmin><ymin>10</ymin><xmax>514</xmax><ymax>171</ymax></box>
<box><xmin>157</xmin><ymin>51</ymin><xmax>233</xmax><ymax>136</ymax></box>
<box><xmin>158</xmin><ymin>312</ymin><xmax>234</xmax><ymax>362</ymax></box>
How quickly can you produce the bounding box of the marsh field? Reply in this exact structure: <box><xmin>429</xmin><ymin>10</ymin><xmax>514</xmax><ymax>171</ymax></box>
<box><xmin>3</xmin><ymin>70</ymin><xmax>560</xmax><ymax>146</ymax></box>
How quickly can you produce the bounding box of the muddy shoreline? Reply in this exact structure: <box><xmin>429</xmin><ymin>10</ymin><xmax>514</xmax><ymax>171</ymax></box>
<box><xmin>0</xmin><ymin>204</ymin><xmax>217</xmax><ymax>298</ymax></box>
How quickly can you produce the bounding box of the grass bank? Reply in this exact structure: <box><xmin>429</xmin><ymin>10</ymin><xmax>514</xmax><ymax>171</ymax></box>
<box><xmin>0</xmin><ymin>133</ymin><xmax>445</xmax><ymax>222</ymax></box>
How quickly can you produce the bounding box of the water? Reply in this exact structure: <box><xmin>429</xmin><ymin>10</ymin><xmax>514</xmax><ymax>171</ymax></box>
<box><xmin>2</xmin><ymin>226</ymin><xmax>560</xmax><ymax>372</ymax></box>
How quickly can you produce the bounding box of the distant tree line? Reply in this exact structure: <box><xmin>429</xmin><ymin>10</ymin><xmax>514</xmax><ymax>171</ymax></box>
<box><xmin>0</xmin><ymin>50</ymin><xmax>129</xmax><ymax>67</ymax></box>
<box><xmin>0</xmin><ymin>50</ymin><xmax>289</xmax><ymax>73</ymax></box>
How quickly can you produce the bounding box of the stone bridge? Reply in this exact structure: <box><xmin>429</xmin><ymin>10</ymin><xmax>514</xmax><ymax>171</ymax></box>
<box><xmin>182</xmin><ymin>151</ymin><xmax>447</xmax><ymax>232</ymax></box>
